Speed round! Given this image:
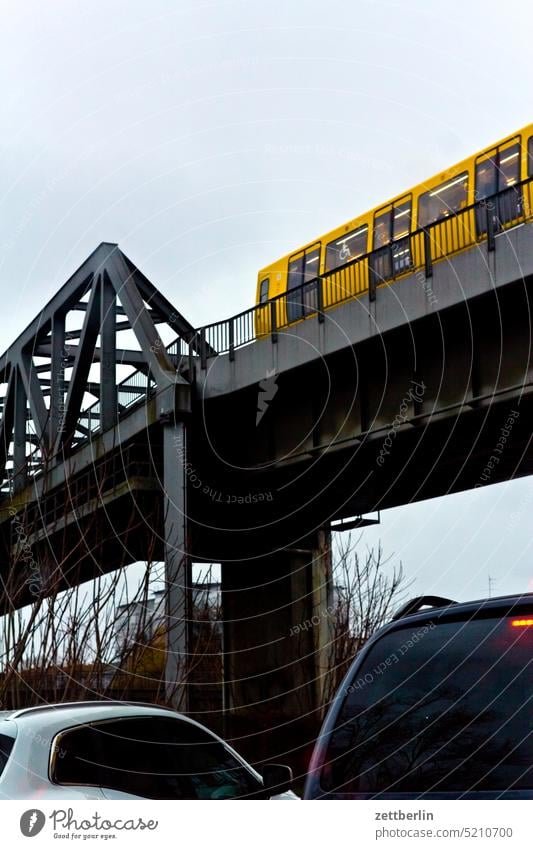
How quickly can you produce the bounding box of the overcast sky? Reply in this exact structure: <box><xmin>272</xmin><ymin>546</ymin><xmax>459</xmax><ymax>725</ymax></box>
<box><xmin>1</xmin><ymin>0</ymin><xmax>532</xmax><ymax>602</ymax></box>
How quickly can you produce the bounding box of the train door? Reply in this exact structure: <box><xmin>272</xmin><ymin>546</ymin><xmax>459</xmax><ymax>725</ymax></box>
<box><xmin>475</xmin><ymin>137</ymin><xmax>522</xmax><ymax>236</ymax></box>
<box><xmin>286</xmin><ymin>243</ymin><xmax>321</xmax><ymax>323</ymax></box>
<box><xmin>371</xmin><ymin>196</ymin><xmax>412</xmax><ymax>285</ymax></box>
<box><xmin>526</xmin><ymin>136</ymin><xmax>533</xmax><ymax>217</ymax></box>
<box><xmin>255</xmin><ymin>275</ymin><xmax>270</xmax><ymax>336</ymax></box>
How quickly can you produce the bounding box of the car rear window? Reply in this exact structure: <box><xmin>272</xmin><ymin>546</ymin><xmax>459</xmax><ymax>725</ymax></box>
<box><xmin>0</xmin><ymin>733</ymin><xmax>14</xmax><ymax>777</ymax></box>
<box><xmin>323</xmin><ymin>614</ymin><xmax>533</xmax><ymax>794</ymax></box>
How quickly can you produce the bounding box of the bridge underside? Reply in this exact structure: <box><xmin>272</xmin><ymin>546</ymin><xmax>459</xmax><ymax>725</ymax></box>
<box><xmin>193</xmin><ymin>276</ymin><xmax>532</xmax><ymax>554</ymax></box>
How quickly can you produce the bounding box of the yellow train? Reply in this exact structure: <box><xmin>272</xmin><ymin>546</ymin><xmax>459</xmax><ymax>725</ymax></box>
<box><xmin>255</xmin><ymin>123</ymin><xmax>533</xmax><ymax>334</ymax></box>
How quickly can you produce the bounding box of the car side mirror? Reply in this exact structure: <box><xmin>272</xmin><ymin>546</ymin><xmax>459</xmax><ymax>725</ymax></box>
<box><xmin>261</xmin><ymin>763</ymin><xmax>293</xmax><ymax>795</ymax></box>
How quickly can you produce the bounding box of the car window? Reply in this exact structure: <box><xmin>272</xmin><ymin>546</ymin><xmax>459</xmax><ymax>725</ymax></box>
<box><xmin>52</xmin><ymin>716</ymin><xmax>262</xmax><ymax>800</ymax></box>
<box><xmin>0</xmin><ymin>733</ymin><xmax>14</xmax><ymax>777</ymax></box>
<box><xmin>323</xmin><ymin>615</ymin><xmax>533</xmax><ymax>794</ymax></box>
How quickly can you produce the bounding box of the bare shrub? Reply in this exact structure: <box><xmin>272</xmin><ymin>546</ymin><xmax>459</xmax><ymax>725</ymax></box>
<box><xmin>322</xmin><ymin>533</ymin><xmax>412</xmax><ymax>706</ymax></box>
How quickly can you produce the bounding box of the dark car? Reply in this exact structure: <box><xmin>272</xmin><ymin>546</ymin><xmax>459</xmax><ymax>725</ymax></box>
<box><xmin>305</xmin><ymin>593</ymin><xmax>532</xmax><ymax>799</ymax></box>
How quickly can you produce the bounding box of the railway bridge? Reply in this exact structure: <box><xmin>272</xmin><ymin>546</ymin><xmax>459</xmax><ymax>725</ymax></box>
<box><xmin>0</xmin><ymin>198</ymin><xmax>532</xmax><ymax>754</ymax></box>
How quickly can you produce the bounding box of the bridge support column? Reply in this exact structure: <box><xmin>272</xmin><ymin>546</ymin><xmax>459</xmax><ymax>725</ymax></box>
<box><xmin>162</xmin><ymin>419</ymin><xmax>191</xmax><ymax>712</ymax></box>
<box><xmin>221</xmin><ymin>529</ymin><xmax>332</xmax><ymax>766</ymax></box>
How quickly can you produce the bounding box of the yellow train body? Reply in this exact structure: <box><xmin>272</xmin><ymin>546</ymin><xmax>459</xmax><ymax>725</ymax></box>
<box><xmin>254</xmin><ymin>123</ymin><xmax>533</xmax><ymax>335</ymax></box>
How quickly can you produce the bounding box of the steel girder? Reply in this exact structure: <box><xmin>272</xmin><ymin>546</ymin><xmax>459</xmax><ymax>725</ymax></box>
<box><xmin>0</xmin><ymin>242</ymin><xmax>195</xmax><ymax>493</ymax></box>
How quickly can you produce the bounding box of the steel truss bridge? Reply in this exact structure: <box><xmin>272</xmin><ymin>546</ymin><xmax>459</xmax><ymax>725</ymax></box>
<box><xmin>0</xmin><ymin>180</ymin><xmax>532</xmax><ymax>756</ymax></box>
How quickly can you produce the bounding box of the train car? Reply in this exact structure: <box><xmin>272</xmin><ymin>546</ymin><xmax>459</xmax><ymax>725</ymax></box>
<box><xmin>255</xmin><ymin>124</ymin><xmax>533</xmax><ymax>336</ymax></box>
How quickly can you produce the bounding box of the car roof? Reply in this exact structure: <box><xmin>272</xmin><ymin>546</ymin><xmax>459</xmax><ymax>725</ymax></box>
<box><xmin>390</xmin><ymin>591</ymin><xmax>533</xmax><ymax>629</ymax></box>
<box><xmin>0</xmin><ymin>701</ymin><xmax>185</xmax><ymax>727</ymax></box>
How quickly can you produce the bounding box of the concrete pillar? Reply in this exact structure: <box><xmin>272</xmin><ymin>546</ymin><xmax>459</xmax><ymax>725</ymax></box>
<box><xmin>162</xmin><ymin>419</ymin><xmax>191</xmax><ymax>712</ymax></box>
<box><xmin>221</xmin><ymin>529</ymin><xmax>332</xmax><ymax>763</ymax></box>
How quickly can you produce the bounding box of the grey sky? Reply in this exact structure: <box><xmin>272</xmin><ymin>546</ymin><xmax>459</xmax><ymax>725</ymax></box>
<box><xmin>1</xmin><ymin>0</ymin><xmax>532</xmax><ymax>602</ymax></box>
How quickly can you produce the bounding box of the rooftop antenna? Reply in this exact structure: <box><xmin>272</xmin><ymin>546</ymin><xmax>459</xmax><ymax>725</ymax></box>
<box><xmin>488</xmin><ymin>575</ymin><xmax>497</xmax><ymax>598</ymax></box>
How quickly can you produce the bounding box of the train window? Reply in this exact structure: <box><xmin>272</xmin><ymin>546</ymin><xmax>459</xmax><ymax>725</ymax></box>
<box><xmin>303</xmin><ymin>247</ymin><xmax>320</xmax><ymax>282</ymax></box>
<box><xmin>325</xmin><ymin>226</ymin><xmax>368</xmax><ymax>271</ymax></box>
<box><xmin>476</xmin><ymin>154</ymin><xmax>497</xmax><ymax>200</ymax></box>
<box><xmin>373</xmin><ymin>199</ymin><xmax>412</xmax><ymax>249</ymax></box>
<box><xmin>287</xmin><ymin>254</ymin><xmax>304</xmax><ymax>290</ymax></box>
<box><xmin>373</xmin><ymin>209</ymin><xmax>391</xmax><ymax>249</ymax></box>
<box><xmin>393</xmin><ymin>201</ymin><xmax>411</xmax><ymax>240</ymax></box>
<box><xmin>498</xmin><ymin>143</ymin><xmax>520</xmax><ymax>188</ymax></box>
<box><xmin>476</xmin><ymin>143</ymin><xmax>520</xmax><ymax>201</ymax></box>
<box><xmin>418</xmin><ymin>172</ymin><xmax>468</xmax><ymax>228</ymax></box>
<box><xmin>529</xmin><ymin>137</ymin><xmax>533</xmax><ymax>177</ymax></box>
<box><xmin>259</xmin><ymin>278</ymin><xmax>269</xmax><ymax>304</ymax></box>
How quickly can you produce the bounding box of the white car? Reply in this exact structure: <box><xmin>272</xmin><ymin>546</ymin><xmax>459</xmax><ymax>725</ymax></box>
<box><xmin>0</xmin><ymin>701</ymin><xmax>297</xmax><ymax>800</ymax></box>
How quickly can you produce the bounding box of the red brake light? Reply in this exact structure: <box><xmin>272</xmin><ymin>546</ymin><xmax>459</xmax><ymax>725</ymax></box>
<box><xmin>510</xmin><ymin>618</ymin><xmax>533</xmax><ymax>627</ymax></box>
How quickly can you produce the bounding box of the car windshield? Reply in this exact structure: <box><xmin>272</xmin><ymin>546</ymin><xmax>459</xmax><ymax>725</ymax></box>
<box><xmin>53</xmin><ymin>716</ymin><xmax>263</xmax><ymax>800</ymax></box>
<box><xmin>323</xmin><ymin>613</ymin><xmax>533</xmax><ymax>794</ymax></box>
